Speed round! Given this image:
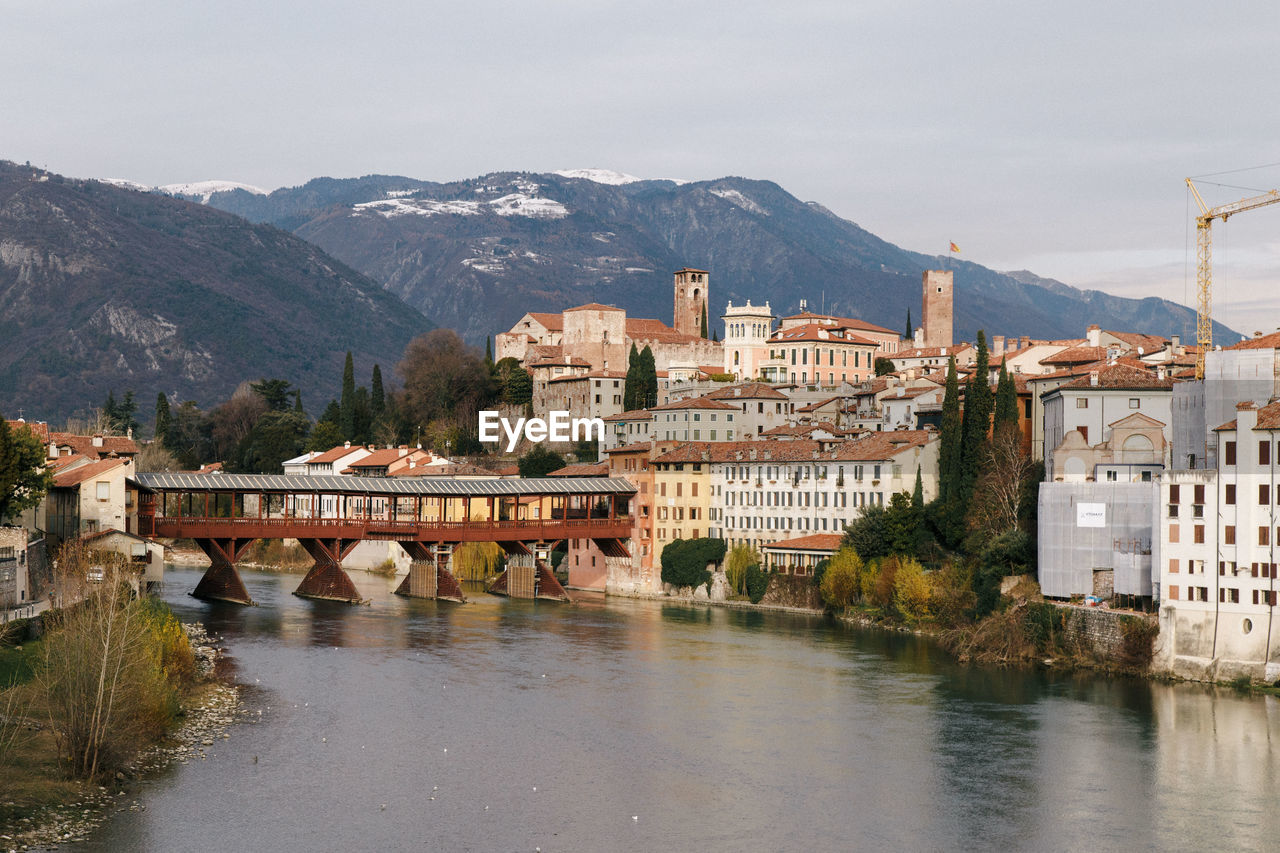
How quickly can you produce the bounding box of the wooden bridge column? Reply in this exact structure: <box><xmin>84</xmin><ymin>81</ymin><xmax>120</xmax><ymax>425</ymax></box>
<box><xmin>489</xmin><ymin>542</ymin><xmax>571</xmax><ymax>602</ymax></box>
<box><xmin>393</xmin><ymin>542</ymin><xmax>465</xmax><ymax>603</ymax></box>
<box><xmin>294</xmin><ymin>538</ymin><xmax>364</xmax><ymax>603</ymax></box>
<box><xmin>191</xmin><ymin>537</ymin><xmax>256</xmax><ymax>606</ymax></box>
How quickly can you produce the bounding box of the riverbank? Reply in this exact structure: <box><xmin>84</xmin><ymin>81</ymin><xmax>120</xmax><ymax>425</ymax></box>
<box><xmin>0</xmin><ymin>623</ymin><xmax>241</xmax><ymax>848</ymax></box>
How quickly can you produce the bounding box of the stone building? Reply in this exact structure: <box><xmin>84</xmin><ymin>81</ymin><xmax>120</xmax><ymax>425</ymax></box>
<box><xmin>921</xmin><ymin>270</ymin><xmax>953</xmax><ymax>348</ymax></box>
<box><xmin>672</xmin><ymin>268</ymin><xmax>710</xmax><ymax>337</ymax></box>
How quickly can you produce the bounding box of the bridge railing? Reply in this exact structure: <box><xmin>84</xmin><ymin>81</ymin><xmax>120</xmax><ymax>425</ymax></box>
<box><xmin>142</xmin><ymin>515</ymin><xmax>633</xmax><ymax>536</ymax></box>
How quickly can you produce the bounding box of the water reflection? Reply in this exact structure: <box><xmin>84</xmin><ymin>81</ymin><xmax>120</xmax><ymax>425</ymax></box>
<box><xmin>67</xmin><ymin>565</ymin><xmax>1280</xmax><ymax>853</ymax></box>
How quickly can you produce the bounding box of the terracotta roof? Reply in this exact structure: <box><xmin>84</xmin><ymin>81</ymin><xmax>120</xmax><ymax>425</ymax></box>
<box><xmin>1104</xmin><ymin>331</ymin><xmax>1167</xmax><ymax>352</ymax></box>
<box><xmin>796</xmin><ymin>396</ymin><xmax>841</xmax><ymax>412</ymax></box>
<box><xmin>882</xmin><ymin>386</ymin><xmax>940</xmax><ymax>400</ymax></box>
<box><xmin>310</xmin><ymin>445</ymin><xmax>367</xmax><ymax>464</ymax></box>
<box><xmin>762</xmin><ymin>533</ymin><xmax>843</xmax><ymax>552</ymax></box>
<box><xmin>48</xmin><ymin>453</ymin><xmax>91</xmax><ymax>471</ymax></box>
<box><xmin>527</xmin><ymin>312</ymin><xmax>564</xmax><ymax>331</ymax></box>
<box><xmin>1041</xmin><ymin>345</ymin><xmax>1110</xmax><ymax>365</ymax></box>
<box><xmin>547</xmin><ymin>463</ymin><xmax>609</xmax><ymax>477</ymax></box>
<box><xmin>50</xmin><ymin>432</ymin><xmax>138</xmax><ymax>458</ymax></box>
<box><xmin>625</xmin><ymin>317</ymin><xmax>704</xmax><ymax>344</ymax></box>
<box><xmin>527</xmin><ymin>344</ymin><xmax>564</xmax><ymax>360</ymax></box>
<box><xmin>676</xmin><ymin>267</ymin><xmax>709</xmax><ymax>274</ymax></box>
<box><xmin>771</xmin><ymin>323</ymin><xmax>877</xmax><ymax>345</ymax></box>
<box><xmin>393</xmin><ymin>462</ymin><xmax>498</xmax><ymax>477</ymax></box>
<box><xmin>1248</xmin><ymin>401</ymin><xmax>1280</xmax><ymax>430</ymax></box>
<box><xmin>53</xmin><ymin>457</ymin><xmax>129</xmax><ymax>488</ymax></box>
<box><xmin>548</xmin><ymin>369</ymin><xmax>627</xmax><ymax>383</ymax></box>
<box><xmin>779</xmin><ymin>312</ymin><xmax>897</xmax><ymax>336</ymax></box>
<box><xmin>704</xmin><ymin>383</ymin><xmax>788</xmax><ymax>401</ymax></box>
<box><xmin>603</xmin><ymin>441</ymin><xmax>654</xmax><ymax>454</ymax></box>
<box><xmin>1227</xmin><ymin>332</ymin><xmax>1280</xmax><ymax>350</ymax></box>
<box><xmin>1053</xmin><ymin>363</ymin><xmax>1174</xmax><ymax>392</ymax></box>
<box><xmin>760</xmin><ymin>424</ymin><xmax>823</xmax><ymax>437</ymax></box>
<box><xmin>82</xmin><ymin>528</ymin><xmax>157</xmax><ymax>545</ymax></box>
<box><xmin>6</xmin><ymin>420</ymin><xmax>49</xmax><ymax>442</ymax></box>
<box><xmin>495</xmin><ymin>465</ymin><xmax>520</xmax><ymax>476</ymax></box>
<box><xmin>652</xmin><ymin>440</ymin><xmax>823</xmax><ymax>464</ymax></box>
<box><xmin>649</xmin><ymin>396</ymin><xmax>737</xmax><ymax>412</ymax></box>
<box><xmin>530</xmin><ymin>355</ymin><xmax>591</xmax><ymax>368</ymax></box>
<box><xmin>565</xmin><ymin>303</ymin><xmax>623</xmax><ymax>313</ymax></box>
<box><xmin>342</xmin><ymin>448</ymin><xmax>418</xmax><ymax>470</ymax></box>
<box><xmin>828</xmin><ymin>431</ymin><xmax>934</xmax><ymax>461</ymax></box>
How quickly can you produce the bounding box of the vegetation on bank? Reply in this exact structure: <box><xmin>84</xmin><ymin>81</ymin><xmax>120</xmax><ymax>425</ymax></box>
<box><xmin>0</xmin><ymin>541</ymin><xmax>203</xmax><ymax>825</ymax></box>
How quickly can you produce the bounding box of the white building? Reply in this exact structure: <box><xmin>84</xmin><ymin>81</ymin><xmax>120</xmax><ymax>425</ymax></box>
<box><xmin>1156</xmin><ymin>400</ymin><xmax>1280</xmax><ymax>682</ymax></box>
<box><xmin>721</xmin><ymin>300</ymin><xmax>776</xmax><ymax>381</ymax></box>
<box><xmin>649</xmin><ymin>397</ymin><xmax>741</xmax><ymax>443</ymax></box>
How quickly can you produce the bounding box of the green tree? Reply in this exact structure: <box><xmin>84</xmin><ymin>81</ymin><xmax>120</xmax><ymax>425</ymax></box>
<box><xmin>639</xmin><ymin>345</ymin><xmax>658</xmax><ymax>408</ymax></box>
<box><xmin>308</xmin><ymin>420</ymin><xmax>345</xmax><ymax>452</ymax></box>
<box><xmin>339</xmin><ymin>351</ymin><xmax>356</xmax><ymax>440</ymax></box>
<box><xmin>904</xmin><ymin>307</ymin><xmax>912</xmax><ymax>342</ymax></box>
<box><xmin>959</xmin><ymin>331</ymin><xmax>992</xmax><ymax>502</ymax></box>
<box><xmin>352</xmin><ymin>386</ymin><xmax>371</xmax><ymax>443</ymax></box>
<box><xmin>660</xmin><ymin>538</ymin><xmax>726</xmax><ymax>589</ymax></box>
<box><xmin>495</xmin><ymin>358</ymin><xmax>533</xmax><ymax>405</ymax></box>
<box><xmin>103</xmin><ymin>391</ymin><xmax>139</xmax><ymax>436</ymax></box>
<box><xmin>163</xmin><ymin>401</ymin><xmax>212</xmax><ymax>470</ymax></box>
<box><xmin>912</xmin><ymin>466</ymin><xmax>924</xmax><ymax>509</ymax></box>
<box><xmin>700</xmin><ymin>304</ymin><xmax>709</xmax><ymax>339</ymax></box>
<box><xmin>938</xmin><ymin>356</ymin><xmax>962</xmax><ymax>500</ymax></box>
<box><xmin>235</xmin><ymin>410</ymin><xmax>311</xmax><ymax>474</ymax></box>
<box><xmin>370</xmin><ymin>365</ymin><xmax>386</xmax><ymax>421</ymax></box>
<box><xmin>893</xmin><ymin>557</ymin><xmax>932</xmax><ymax>621</ymax></box>
<box><xmin>874</xmin><ymin>357</ymin><xmax>896</xmax><ymax>377</ymax></box>
<box><xmin>819</xmin><ymin>547</ymin><xmax>863</xmax><ymax>608</ymax></box>
<box><xmin>293</xmin><ymin>390</ymin><xmax>305</xmax><ymax>415</ymax></box>
<box><xmin>154</xmin><ymin>393</ymin><xmax>172</xmax><ymax>444</ymax></box>
<box><xmin>518</xmin><ymin>445</ymin><xmax>566</xmax><ymax>478</ymax></box>
<box><xmin>250</xmin><ymin>379</ymin><xmax>293</xmax><ymax>411</ymax></box>
<box><xmin>0</xmin><ymin>417</ymin><xmax>55</xmax><ymax>522</ymax></box>
<box><xmin>397</xmin><ymin>329</ymin><xmax>496</xmax><ymax>432</ymax></box>
<box><xmin>623</xmin><ymin>344</ymin><xmax>642</xmax><ymax>410</ymax></box>
<box><xmin>724</xmin><ymin>543</ymin><xmax>760</xmax><ymax>595</ymax></box>
<box><xmin>994</xmin><ymin>361</ymin><xmax>1018</xmax><ymax>428</ymax></box>
<box><xmin>484</xmin><ymin>337</ymin><xmax>493</xmax><ymax>366</ymax></box>
<box><xmin>744</xmin><ymin>563</ymin><xmax>768</xmax><ymax>603</ymax></box>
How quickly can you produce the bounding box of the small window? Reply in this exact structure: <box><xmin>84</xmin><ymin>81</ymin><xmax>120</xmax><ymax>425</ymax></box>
<box><xmin>1169</xmin><ymin>484</ymin><xmax>1181</xmax><ymax>503</ymax></box>
<box><xmin>1129</xmin><ymin>398</ymin><xmax>1140</xmax><ymax>409</ymax></box>
<box><xmin>1225</xmin><ymin>441</ymin><xmax>1237</xmax><ymax>466</ymax></box>
<box><xmin>1225</xmin><ymin>484</ymin><xmax>1236</xmax><ymax>505</ymax></box>
<box><xmin>1225</xmin><ymin>525</ymin><xmax>1236</xmax><ymax>545</ymax></box>
<box><xmin>1261</xmin><ymin>440</ymin><xmax>1272</xmax><ymax>466</ymax></box>
<box><xmin>1262</xmin><ymin>485</ymin><xmax>1272</xmax><ymax>506</ymax></box>
<box><xmin>1261</xmin><ymin>526</ymin><xmax>1271</xmax><ymax>547</ymax></box>
<box><xmin>1076</xmin><ymin>398</ymin><xmax>1089</xmax><ymax>409</ymax></box>
<box><xmin>1194</xmin><ymin>525</ymin><xmax>1205</xmax><ymax>544</ymax></box>
<box><xmin>95</xmin><ymin>481</ymin><xmax>110</xmax><ymax>501</ymax></box>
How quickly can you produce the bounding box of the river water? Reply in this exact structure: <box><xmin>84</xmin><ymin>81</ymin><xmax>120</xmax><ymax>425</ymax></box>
<box><xmin>69</xmin><ymin>565</ymin><xmax>1278</xmax><ymax>852</ymax></box>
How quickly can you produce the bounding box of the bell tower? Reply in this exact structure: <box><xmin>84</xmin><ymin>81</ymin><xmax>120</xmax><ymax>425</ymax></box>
<box><xmin>673</xmin><ymin>268</ymin><xmax>710</xmax><ymax>337</ymax></box>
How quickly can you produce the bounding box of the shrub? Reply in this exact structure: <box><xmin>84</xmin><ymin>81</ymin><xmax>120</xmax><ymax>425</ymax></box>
<box><xmin>660</xmin><ymin>538</ymin><xmax>726</xmax><ymax>589</ymax></box>
<box><xmin>724</xmin><ymin>543</ymin><xmax>761</xmax><ymax>596</ymax></box>
<box><xmin>929</xmin><ymin>561</ymin><xmax>975</xmax><ymax>628</ymax></box>
<box><xmin>810</xmin><ymin>557</ymin><xmax>831</xmax><ymax>588</ymax></box>
<box><xmin>1022</xmin><ymin>602</ymin><xmax>1067</xmax><ymax>654</ymax></box>
<box><xmin>871</xmin><ymin>556</ymin><xmax>900</xmax><ymax>609</ymax></box>
<box><xmin>745</xmin><ymin>563</ymin><xmax>768</xmax><ymax>603</ymax></box>
<box><xmin>892</xmin><ymin>558</ymin><xmax>931</xmax><ymax>622</ymax></box>
<box><xmin>819</xmin><ymin>547</ymin><xmax>862</xmax><ymax>608</ymax></box>
<box><xmin>451</xmin><ymin>542</ymin><xmax>504</xmax><ymax>581</ymax></box>
<box><xmin>518</xmin><ymin>445</ymin><xmax>566</xmax><ymax>478</ymax></box>
<box><xmin>1117</xmin><ymin>616</ymin><xmax>1159</xmax><ymax>669</ymax></box>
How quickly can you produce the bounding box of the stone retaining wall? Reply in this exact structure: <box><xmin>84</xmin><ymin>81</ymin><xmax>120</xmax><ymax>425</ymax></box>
<box><xmin>1057</xmin><ymin>604</ymin><xmax>1152</xmax><ymax>660</ymax></box>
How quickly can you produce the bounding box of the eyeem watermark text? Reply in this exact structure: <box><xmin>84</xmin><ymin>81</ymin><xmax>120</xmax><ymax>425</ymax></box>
<box><xmin>479</xmin><ymin>411</ymin><xmax>605</xmax><ymax>453</ymax></box>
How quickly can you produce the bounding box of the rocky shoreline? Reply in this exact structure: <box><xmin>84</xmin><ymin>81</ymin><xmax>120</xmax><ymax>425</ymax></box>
<box><xmin>6</xmin><ymin>623</ymin><xmax>241</xmax><ymax>852</ymax></box>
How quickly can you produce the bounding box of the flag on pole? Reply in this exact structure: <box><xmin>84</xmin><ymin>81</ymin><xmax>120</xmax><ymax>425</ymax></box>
<box><xmin>949</xmin><ymin>242</ymin><xmax>960</xmax><ymax>254</ymax></box>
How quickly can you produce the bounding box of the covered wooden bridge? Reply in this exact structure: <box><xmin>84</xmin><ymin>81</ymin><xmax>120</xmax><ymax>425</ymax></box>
<box><xmin>131</xmin><ymin>472</ymin><xmax>635</xmax><ymax>606</ymax></box>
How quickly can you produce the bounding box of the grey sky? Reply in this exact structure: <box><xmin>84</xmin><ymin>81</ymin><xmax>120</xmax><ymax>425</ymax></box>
<box><xmin>4</xmin><ymin>0</ymin><xmax>1279</xmax><ymax>333</ymax></box>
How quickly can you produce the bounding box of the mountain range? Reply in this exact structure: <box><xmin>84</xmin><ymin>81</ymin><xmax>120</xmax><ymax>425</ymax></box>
<box><xmin>0</xmin><ymin>162</ymin><xmax>431</xmax><ymax>423</ymax></box>
<box><xmin>197</xmin><ymin>169</ymin><xmax>1237</xmax><ymax>347</ymax></box>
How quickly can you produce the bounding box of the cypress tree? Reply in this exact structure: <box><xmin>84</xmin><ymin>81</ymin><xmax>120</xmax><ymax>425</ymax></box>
<box><xmin>938</xmin><ymin>356</ymin><xmax>962</xmax><ymax>500</ymax></box>
<box><xmin>484</xmin><ymin>337</ymin><xmax>493</xmax><ymax>366</ymax></box>
<box><xmin>155</xmin><ymin>392</ymin><xmax>171</xmax><ymax>444</ymax></box>
<box><xmin>912</xmin><ymin>466</ymin><xmax>924</xmax><ymax>509</ymax></box>
<box><xmin>960</xmin><ymin>331</ymin><xmax>993</xmax><ymax>499</ymax></box>
<box><xmin>700</xmin><ymin>304</ymin><xmax>709</xmax><ymax>339</ymax></box>
<box><xmin>623</xmin><ymin>344</ymin><xmax>641</xmax><ymax>411</ymax></box>
<box><xmin>905</xmin><ymin>308</ymin><xmax>912</xmax><ymax>342</ymax></box>
<box><xmin>339</xmin><ymin>351</ymin><xmax>355</xmax><ymax>440</ymax></box>
<box><xmin>293</xmin><ymin>390</ymin><xmax>304</xmax><ymax>415</ymax></box>
<box><xmin>371</xmin><ymin>364</ymin><xmax>386</xmax><ymax>421</ymax></box>
<box><xmin>994</xmin><ymin>362</ymin><xmax>1018</xmax><ymax>428</ymax></box>
<box><xmin>640</xmin><ymin>345</ymin><xmax>658</xmax><ymax>408</ymax></box>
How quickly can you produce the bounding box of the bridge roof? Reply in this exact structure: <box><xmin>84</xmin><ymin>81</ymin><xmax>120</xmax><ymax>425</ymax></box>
<box><xmin>130</xmin><ymin>472</ymin><xmax>636</xmax><ymax>496</ymax></box>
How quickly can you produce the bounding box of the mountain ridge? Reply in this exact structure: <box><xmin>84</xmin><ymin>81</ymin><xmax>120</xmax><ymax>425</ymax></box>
<box><xmin>200</xmin><ymin>170</ymin><xmax>1236</xmax><ymax>347</ymax></box>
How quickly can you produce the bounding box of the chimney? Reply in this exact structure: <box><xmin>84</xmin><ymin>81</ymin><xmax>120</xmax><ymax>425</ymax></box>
<box><xmin>913</xmin><ymin>328</ymin><xmax>924</xmax><ymax>347</ymax></box>
<box><xmin>1020</xmin><ymin>335</ymin><xmax>1031</xmax><ymax>349</ymax></box>
<box><xmin>1087</xmin><ymin>325</ymin><xmax>1101</xmax><ymax>347</ymax></box>
<box><xmin>1171</xmin><ymin>334</ymin><xmax>1181</xmax><ymax>353</ymax></box>
<box><xmin>343</xmin><ymin>441</ymin><xmax>351</xmax><ymax>448</ymax></box>
<box><xmin>1157</xmin><ymin>365</ymin><xmax>1167</xmax><ymax>380</ymax></box>
<box><xmin>92</xmin><ymin>433</ymin><xmax>103</xmax><ymax>448</ymax></box>
<box><xmin>398</xmin><ymin>445</ymin><xmax>409</xmax><ymax>457</ymax></box>
<box><xmin>993</xmin><ymin>335</ymin><xmax>1005</xmax><ymax>356</ymax></box>
<box><xmin>1107</xmin><ymin>346</ymin><xmax>1119</xmax><ymax>364</ymax></box>
<box><xmin>126</xmin><ymin>427</ymin><xmax>133</xmax><ymax>440</ymax></box>
<box><xmin>1089</xmin><ymin>371</ymin><xmax>1099</xmax><ymax>387</ymax></box>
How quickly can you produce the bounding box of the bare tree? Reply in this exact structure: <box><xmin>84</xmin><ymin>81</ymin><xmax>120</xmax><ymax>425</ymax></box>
<box><xmin>968</xmin><ymin>424</ymin><xmax>1037</xmax><ymax>536</ymax></box>
<box><xmin>134</xmin><ymin>441</ymin><xmax>179</xmax><ymax>473</ymax></box>
<box><xmin>397</xmin><ymin>329</ymin><xmax>495</xmax><ymax>433</ymax></box>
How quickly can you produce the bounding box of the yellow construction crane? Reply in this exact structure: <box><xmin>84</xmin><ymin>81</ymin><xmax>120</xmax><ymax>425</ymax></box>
<box><xmin>1186</xmin><ymin>178</ymin><xmax>1280</xmax><ymax>379</ymax></box>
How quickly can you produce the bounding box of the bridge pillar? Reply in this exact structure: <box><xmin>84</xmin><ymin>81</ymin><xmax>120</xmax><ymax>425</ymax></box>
<box><xmin>191</xmin><ymin>538</ymin><xmax>256</xmax><ymax>606</ymax></box>
<box><xmin>393</xmin><ymin>542</ymin><xmax>466</xmax><ymax>603</ymax></box>
<box><xmin>489</xmin><ymin>548</ymin><xmax>571</xmax><ymax>602</ymax></box>
<box><xmin>294</xmin><ymin>538</ymin><xmax>364</xmax><ymax>604</ymax></box>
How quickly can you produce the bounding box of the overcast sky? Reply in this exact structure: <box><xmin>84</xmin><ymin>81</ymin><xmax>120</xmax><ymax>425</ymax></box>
<box><xmin>4</xmin><ymin>0</ymin><xmax>1279</xmax><ymax>333</ymax></box>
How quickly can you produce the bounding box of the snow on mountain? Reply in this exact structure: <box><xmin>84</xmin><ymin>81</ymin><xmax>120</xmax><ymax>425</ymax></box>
<box><xmin>354</xmin><ymin>193</ymin><xmax>567</xmax><ymax>220</ymax></box>
<box><xmin>159</xmin><ymin>180</ymin><xmax>269</xmax><ymax>202</ymax></box>
<box><xmin>99</xmin><ymin>178</ymin><xmax>153</xmax><ymax>192</ymax></box>
<box><xmin>710</xmin><ymin>188</ymin><xmax>768</xmax><ymax>215</ymax></box>
<box><xmin>554</xmin><ymin>169</ymin><xmax>643</xmax><ymax>185</ymax></box>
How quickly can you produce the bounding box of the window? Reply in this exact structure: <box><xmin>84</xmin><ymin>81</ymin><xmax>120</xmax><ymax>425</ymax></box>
<box><xmin>1079</xmin><ymin>426</ymin><xmax>1088</xmax><ymax>443</ymax></box>
<box><xmin>1129</xmin><ymin>398</ymin><xmax>1140</xmax><ymax>409</ymax></box>
<box><xmin>1225</xmin><ymin>525</ymin><xmax>1236</xmax><ymax>545</ymax></box>
<box><xmin>1194</xmin><ymin>525</ymin><xmax>1205</xmax><ymax>544</ymax></box>
<box><xmin>95</xmin><ymin>481</ymin><xmax>110</xmax><ymax>501</ymax></box>
<box><xmin>1261</xmin><ymin>526</ymin><xmax>1271</xmax><ymax>547</ymax></box>
<box><xmin>1263</xmin><ymin>485</ymin><xmax>1272</xmax><ymax>506</ymax></box>
<box><xmin>1168</xmin><ymin>503</ymin><xmax>1179</xmax><ymax>518</ymax></box>
<box><xmin>1076</xmin><ymin>398</ymin><xmax>1089</xmax><ymax>409</ymax></box>
<box><xmin>1168</xmin><ymin>585</ymin><xmax>1179</xmax><ymax>601</ymax></box>
<box><xmin>1225</xmin><ymin>441</ymin><xmax>1237</xmax><ymax>466</ymax></box>
<box><xmin>1195</xmin><ymin>484</ymin><xmax>1206</xmax><ymax>504</ymax></box>
<box><xmin>1262</xmin><ymin>440</ymin><xmax>1272</xmax><ymax>466</ymax></box>
<box><xmin>1168</xmin><ymin>558</ymin><xmax>1179</xmax><ymax>574</ymax></box>
<box><xmin>1225</xmin><ymin>484</ymin><xmax>1236</xmax><ymax>505</ymax></box>
<box><xmin>1169</xmin><ymin>484</ymin><xmax>1181</xmax><ymax>503</ymax></box>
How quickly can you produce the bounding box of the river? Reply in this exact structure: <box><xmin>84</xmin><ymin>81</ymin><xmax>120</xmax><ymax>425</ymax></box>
<box><xmin>69</xmin><ymin>565</ymin><xmax>1279</xmax><ymax>852</ymax></box>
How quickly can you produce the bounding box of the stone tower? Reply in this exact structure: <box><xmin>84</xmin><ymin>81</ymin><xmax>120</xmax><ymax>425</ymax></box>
<box><xmin>921</xmin><ymin>270</ymin><xmax>953</xmax><ymax>348</ymax></box>
<box><xmin>673</xmin><ymin>268</ymin><xmax>710</xmax><ymax>338</ymax></box>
